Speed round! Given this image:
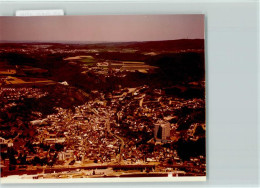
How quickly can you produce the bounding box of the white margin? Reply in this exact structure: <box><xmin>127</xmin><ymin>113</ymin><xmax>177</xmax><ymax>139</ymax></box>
<box><xmin>1</xmin><ymin>176</ymin><xmax>206</xmax><ymax>184</ymax></box>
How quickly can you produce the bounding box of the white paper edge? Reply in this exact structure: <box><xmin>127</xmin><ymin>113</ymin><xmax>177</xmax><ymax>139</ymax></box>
<box><xmin>1</xmin><ymin>176</ymin><xmax>206</xmax><ymax>184</ymax></box>
<box><xmin>15</xmin><ymin>9</ymin><xmax>64</xmax><ymax>16</ymax></box>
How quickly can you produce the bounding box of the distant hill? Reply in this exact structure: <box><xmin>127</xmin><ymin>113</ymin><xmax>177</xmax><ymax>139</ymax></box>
<box><xmin>0</xmin><ymin>39</ymin><xmax>204</xmax><ymax>51</ymax></box>
<box><xmin>67</xmin><ymin>39</ymin><xmax>204</xmax><ymax>51</ymax></box>
<box><xmin>111</xmin><ymin>39</ymin><xmax>204</xmax><ymax>51</ymax></box>
<box><xmin>0</xmin><ymin>39</ymin><xmax>205</xmax><ymax>90</ymax></box>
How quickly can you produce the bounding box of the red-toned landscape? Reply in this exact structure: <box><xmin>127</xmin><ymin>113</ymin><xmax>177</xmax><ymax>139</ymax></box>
<box><xmin>0</xmin><ymin>39</ymin><xmax>205</xmax><ymax>179</ymax></box>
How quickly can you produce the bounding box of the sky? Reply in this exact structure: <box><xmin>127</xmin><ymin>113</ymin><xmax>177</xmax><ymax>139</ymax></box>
<box><xmin>0</xmin><ymin>15</ymin><xmax>204</xmax><ymax>43</ymax></box>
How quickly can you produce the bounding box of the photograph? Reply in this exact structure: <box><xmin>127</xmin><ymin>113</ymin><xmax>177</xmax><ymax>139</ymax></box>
<box><xmin>0</xmin><ymin>14</ymin><xmax>206</xmax><ymax>182</ymax></box>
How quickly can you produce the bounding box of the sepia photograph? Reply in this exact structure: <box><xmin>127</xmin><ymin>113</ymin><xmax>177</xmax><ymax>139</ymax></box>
<box><xmin>0</xmin><ymin>15</ymin><xmax>206</xmax><ymax>182</ymax></box>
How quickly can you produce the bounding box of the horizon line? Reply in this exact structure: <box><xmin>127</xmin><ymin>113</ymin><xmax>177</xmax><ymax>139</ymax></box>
<box><xmin>0</xmin><ymin>38</ymin><xmax>204</xmax><ymax>44</ymax></box>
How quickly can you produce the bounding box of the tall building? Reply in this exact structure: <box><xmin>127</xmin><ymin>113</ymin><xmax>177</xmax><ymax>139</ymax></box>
<box><xmin>154</xmin><ymin>120</ymin><xmax>170</xmax><ymax>142</ymax></box>
<box><xmin>161</xmin><ymin>123</ymin><xmax>170</xmax><ymax>140</ymax></box>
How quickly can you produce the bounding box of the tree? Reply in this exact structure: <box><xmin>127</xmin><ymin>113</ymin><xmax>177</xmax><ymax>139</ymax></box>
<box><xmin>54</xmin><ymin>143</ymin><xmax>64</xmax><ymax>151</ymax></box>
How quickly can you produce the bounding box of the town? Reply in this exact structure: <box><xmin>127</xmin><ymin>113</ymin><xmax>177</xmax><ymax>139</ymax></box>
<box><xmin>0</xmin><ymin>40</ymin><xmax>205</xmax><ymax>178</ymax></box>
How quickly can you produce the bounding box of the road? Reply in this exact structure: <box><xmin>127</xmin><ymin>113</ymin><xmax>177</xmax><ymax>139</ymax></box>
<box><xmin>86</xmin><ymin>106</ymin><xmax>125</xmax><ymax>164</ymax></box>
<box><xmin>105</xmin><ymin>119</ymin><xmax>124</xmax><ymax>163</ymax></box>
<box><xmin>69</xmin><ymin>87</ymin><xmax>125</xmax><ymax>164</ymax></box>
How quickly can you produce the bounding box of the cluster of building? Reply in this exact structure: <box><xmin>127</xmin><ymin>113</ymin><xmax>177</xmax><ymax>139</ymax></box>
<box><xmin>38</xmin><ymin>104</ymin><xmax>121</xmax><ymax>164</ymax></box>
<box><xmin>0</xmin><ymin>82</ymin><xmax>205</xmax><ymax>175</ymax></box>
<box><xmin>185</xmin><ymin>123</ymin><xmax>206</xmax><ymax>141</ymax></box>
<box><xmin>0</xmin><ymin>45</ymin><xmax>91</xmax><ymax>55</ymax></box>
<box><xmin>0</xmin><ymin>87</ymin><xmax>48</xmax><ymax>102</ymax></box>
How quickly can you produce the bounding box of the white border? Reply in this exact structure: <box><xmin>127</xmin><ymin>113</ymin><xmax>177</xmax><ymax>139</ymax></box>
<box><xmin>1</xmin><ymin>176</ymin><xmax>206</xmax><ymax>184</ymax></box>
<box><xmin>15</xmin><ymin>9</ymin><xmax>64</xmax><ymax>16</ymax></box>
<box><xmin>0</xmin><ymin>0</ymin><xmax>255</xmax><ymax>2</ymax></box>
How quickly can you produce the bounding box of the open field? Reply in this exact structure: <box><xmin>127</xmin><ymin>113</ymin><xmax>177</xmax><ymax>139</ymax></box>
<box><xmin>0</xmin><ymin>69</ymin><xmax>16</xmax><ymax>75</ymax></box>
<box><xmin>3</xmin><ymin>76</ymin><xmax>55</xmax><ymax>85</ymax></box>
